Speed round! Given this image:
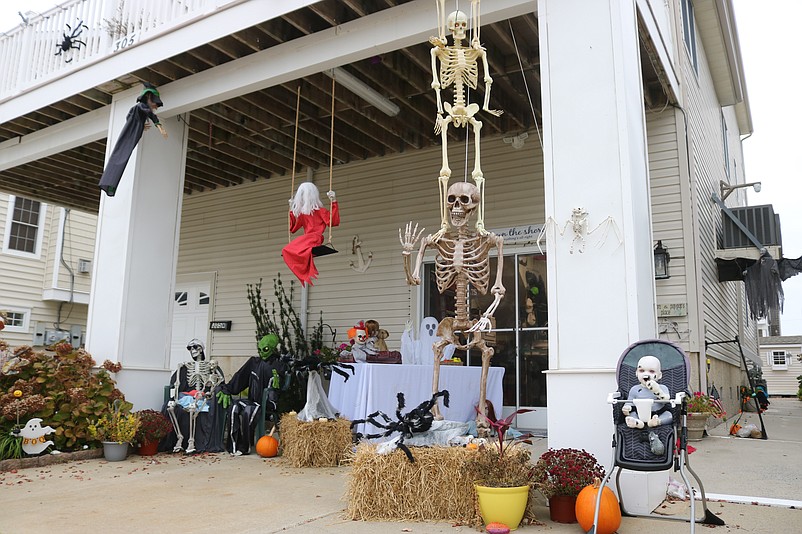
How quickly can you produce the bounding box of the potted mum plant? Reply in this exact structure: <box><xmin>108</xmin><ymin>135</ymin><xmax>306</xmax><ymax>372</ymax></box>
<box><xmin>88</xmin><ymin>399</ymin><xmax>140</xmax><ymax>461</ymax></box>
<box><xmin>532</xmin><ymin>448</ymin><xmax>605</xmax><ymax>524</ymax></box>
<box><xmin>133</xmin><ymin>409</ymin><xmax>173</xmax><ymax>456</ymax></box>
<box><xmin>686</xmin><ymin>392</ymin><xmax>725</xmax><ymax>440</ymax></box>
<box><xmin>467</xmin><ymin>409</ymin><xmax>535</xmax><ymax>530</ymax></box>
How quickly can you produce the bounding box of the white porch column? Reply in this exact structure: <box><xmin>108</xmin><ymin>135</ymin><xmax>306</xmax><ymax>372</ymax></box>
<box><xmin>539</xmin><ymin>0</ymin><xmax>662</xmax><ymax>512</ymax></box>
<box><xmin>86</xmin><ymin>87</ymin><xmax>189</xmax><ymax>410</ymax></box>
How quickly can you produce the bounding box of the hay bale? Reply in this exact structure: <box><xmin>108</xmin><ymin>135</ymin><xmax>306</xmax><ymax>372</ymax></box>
<box><xmin>346</xmin><ymin>444</ymin><xmax>479</xmax><ymax>525</ymax></box>
<box><xmin>279</xmin><ymin>414</ymin><xmax>352</xmax><ymax>467</ymax></box>
<box><xmin>346</xmin><ymin>443</ymin><xmax>540</xmax><ymax>528</ymax></box>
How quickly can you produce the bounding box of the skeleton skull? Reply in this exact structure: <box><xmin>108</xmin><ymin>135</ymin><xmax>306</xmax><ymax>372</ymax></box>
<box><xmin>186</xmin><ymin>339</ymin><xmax>205</xmax><ymax>362</ymax></box>
<box><xmin>447</xmin><ymin>10</ymin><xmax>468</xmax><ymax>40</ymax></box>
<box><xmin>447</xmin><ymin>182</ymin><xmax>480</xmax><ymax>227</ymax></box>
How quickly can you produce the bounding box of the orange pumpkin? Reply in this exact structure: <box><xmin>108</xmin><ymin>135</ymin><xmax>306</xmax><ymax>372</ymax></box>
<box><xmin>256</xmin><ymin>427</ymin><xmax>280</xmax><ymax>458</ymax></box>
<box><xmin>575</xmin><ymin>477</ymin><xmax>621</xmax><ymax>534</ymax></box>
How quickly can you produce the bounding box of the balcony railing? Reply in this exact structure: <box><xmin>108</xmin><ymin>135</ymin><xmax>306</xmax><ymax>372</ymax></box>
<box><xmin>0</xmin><ymin>0</ymin><xmax>233</xmax><ymax>102</ymax></box>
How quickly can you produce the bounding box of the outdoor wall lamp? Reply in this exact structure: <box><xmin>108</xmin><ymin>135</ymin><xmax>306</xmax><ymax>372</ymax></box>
<box><xmin>654</xmin><ymin>240</ymin><xmax>670</xmax><ymax>279</ymax></box>
<box><xmin>719</xmin><ymin>180</ymin><xmax>761</xmax><ymax>201</ymax></box>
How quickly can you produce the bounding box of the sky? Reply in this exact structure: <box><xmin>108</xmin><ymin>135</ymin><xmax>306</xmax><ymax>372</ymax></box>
<box><xmin>1</xmin><ymin>1</ymin><xmax>801</xmax><ymax>332</ymax></box>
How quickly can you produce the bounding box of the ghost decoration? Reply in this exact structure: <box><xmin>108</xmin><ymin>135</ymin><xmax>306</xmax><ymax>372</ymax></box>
<box><xmin>19</xmin><ymin>418</ymin><xmax>55</xmax><ymax>455</ymax></box>
<box><xmin>400</xmin><ymin>317</ymin><xmax>455</xmax><ymax>365</ymax></box>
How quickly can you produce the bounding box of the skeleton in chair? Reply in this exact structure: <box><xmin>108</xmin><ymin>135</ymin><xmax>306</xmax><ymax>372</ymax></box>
<box><xmin>166</xmin><ymin>339</ymin><xmax>224</xmax><ymax>453</ymax></box>
<box><xmin>430</xmin><ymin>0</ymin><xmax>502</xmax><ymax>238</ymax></box>
<box><xmin>399</xmin><ymin>182</ymin><xmax>504</xmax><ymax>437</ymax></box>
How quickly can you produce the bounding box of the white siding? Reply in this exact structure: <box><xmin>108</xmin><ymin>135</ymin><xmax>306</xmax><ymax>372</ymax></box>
<box><xmin>760</xmin><ymin>343</ymin><xmax>802</xmax><ymax>396</ymax></box>
<box><xmin>0</xmin><ymin>193</ymin><xmax>90</xmax><ymax>347</ymax></box>
<box><xmin>177</xmin><ymin>135</ymin><xmax>544</xmax><ymax>366</ymax></box>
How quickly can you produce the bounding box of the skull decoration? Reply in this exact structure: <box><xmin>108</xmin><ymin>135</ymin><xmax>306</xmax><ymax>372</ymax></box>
<box><xmin>186</xmin><ymin>339</ymin><xmax>206</xmax><ymax>361</ymax></box>
<box><xmin>447</xmin><ymin>182</ymin><xmax>480</xmax><ymax>227</ymax></box>
<box><xmin>447</xmin><ymin>10</ymin><xmax>468</xmax><ymax>40</ymax></box>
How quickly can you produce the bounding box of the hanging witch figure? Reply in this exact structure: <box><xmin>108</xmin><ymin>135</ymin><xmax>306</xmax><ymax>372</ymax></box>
<box><xmin>98</xmin><ymin>82</ymin><xmax>168</xmax><ymax>197</ymax></box>
<box><xmin>281</xmin><ymin>182</ymin><xmax>339</xmax><ymax>286</ymax></box>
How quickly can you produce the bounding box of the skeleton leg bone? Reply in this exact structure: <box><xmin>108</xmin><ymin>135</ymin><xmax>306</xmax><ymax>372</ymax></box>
<box><xmin>431</xmin><ymin>320</ymin><xmax>454</xmax><ymax>420</ymax></box>
<box><xmin>166</xmin><ymin>401</ymin><xmax>184</xmax><ymax>453</ymax></box>
<box><xmin>186</xmin><ymin>400</ymin><xmax>198</xmax><ymax>454</ymax></box>
<box><xmin>468</xmin><ymin>117</ymin><xmax>488</xmax><ymax>235</ymax></box>
<box><xmin>474</xmin><ymin>334</ymin><xmax>494</xmax><ymax>438</ymax></box>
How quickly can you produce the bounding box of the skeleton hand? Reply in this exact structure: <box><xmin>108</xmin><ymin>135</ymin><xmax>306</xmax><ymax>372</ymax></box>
<box><xmin>156</xmin><ymin>123</ymin><xmax>168</xmax><ymax>138</ymax></box>
<box><xmin>622</xmin><ymin>404</ymin><xmax>632</xmax><ymax>416</ymax></box>
<box><xmin>327</xmin><ymin>190</ymin><xmax>336</xmax><ymax>201</ymax></box>
<box><xmin>404</xmin><ymin>319</ymin><xmax>413</xmax><ymax>333</ymax></box>
<box><xmin>216</xmin><ymin>391</ymin><xmax>231</xmax><ymax>410</ymax></box>
<box><xmin>429</xmin><ymin>36</ymin><xmax>446</xmax><ymax>48</ymax></box>
<box><xmin>468</xmin><ymin>316</ymin><xmax>492</xmax><ymax>333</ymax></box>
<box><xmin>434</xmin><ymin>114</ymin><xmax>445</xmax><ymax>135</ymax></box>
<box><xmin>484</xmin><ymin>108</ymin><xmax>504</xmax><ymax>117</ymax></box>
<box><xmin>399</xmin><ymin>222</ymin><xmax>424</xmax><ymax>255</ymax></box>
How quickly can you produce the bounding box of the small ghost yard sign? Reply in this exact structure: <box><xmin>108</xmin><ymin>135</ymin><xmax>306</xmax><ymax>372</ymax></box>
<box><xmin>18</xmin><ymin>418</ymin><xmax>55</xmax><ymax>455</ymax></box>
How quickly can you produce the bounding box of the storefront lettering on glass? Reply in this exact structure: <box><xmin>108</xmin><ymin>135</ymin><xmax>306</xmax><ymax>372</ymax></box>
<box><xmin>489</xmin><ymin>224</ymin><xmax>544</xmax><ymax>245</ymax></box>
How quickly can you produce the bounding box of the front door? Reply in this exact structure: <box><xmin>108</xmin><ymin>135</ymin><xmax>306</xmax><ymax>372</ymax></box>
<box><xmin>169</xmin><ymin>275</ymin><xmax>214</xmax><ymax>370</ymax></box>
<box><xmin>423</xmin><ymin>252</ymin><xmax>549</xmax><ymax>431</ymax></box>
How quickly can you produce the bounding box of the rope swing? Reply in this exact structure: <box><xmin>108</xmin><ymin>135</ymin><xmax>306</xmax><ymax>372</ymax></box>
<box><xmin>312</xmin><ymin>76</ymin><xmax>338</xmax><ymax>257</ymax></box>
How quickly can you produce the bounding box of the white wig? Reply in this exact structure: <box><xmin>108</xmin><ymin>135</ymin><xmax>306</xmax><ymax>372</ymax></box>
<box><xmin>291</xmin><ymin>182</ymin><xmax>323</xmax><ymax>216</ymax></box>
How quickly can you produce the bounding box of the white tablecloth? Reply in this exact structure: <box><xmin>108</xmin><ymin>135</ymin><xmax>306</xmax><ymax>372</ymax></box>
<box><xmin>328</xmin><ymin>363</ymin><xmax>504</xmax><ymax>435</ymax></box>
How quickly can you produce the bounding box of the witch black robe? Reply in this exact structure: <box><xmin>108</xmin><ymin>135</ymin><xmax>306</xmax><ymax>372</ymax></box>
<box><xmin>98</xmin><ymin>101</ymin><xmax>161</xmax><ymax>197</ymax></box>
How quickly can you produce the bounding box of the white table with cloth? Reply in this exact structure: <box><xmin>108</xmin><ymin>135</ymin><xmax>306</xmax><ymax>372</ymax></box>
<box><xmin>328</xmin><ymin>363</ymin><xmax>505</xmax><ymax>435</ymax></box>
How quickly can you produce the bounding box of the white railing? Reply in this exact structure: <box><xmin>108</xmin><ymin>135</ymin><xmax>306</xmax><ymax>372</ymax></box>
<box><xmin>0</xmin><ymin>0</ymin><xmax>228</xmax><ymax>101</ymax></box>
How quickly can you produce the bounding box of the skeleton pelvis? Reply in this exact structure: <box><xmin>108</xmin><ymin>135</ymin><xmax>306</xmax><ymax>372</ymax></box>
<box><xmin>443</xmin><ymin>102</ymin><xmax>479</xmax><ymax>120</ymax></box>
<box><xmin>436</xmin><ymin>317</ymin><xmax>480</xmax><ymax>350</ymax></box>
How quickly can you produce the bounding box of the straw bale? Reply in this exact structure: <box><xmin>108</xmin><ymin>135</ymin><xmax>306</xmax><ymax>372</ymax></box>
<box><xmin>345</xmin><ymin>443</ymin><xmax>540</xmax><ymax>528</ymax></box>
<box><xmin>346</xmin><ymin>444</ymin><xmax>481</xmax><ymax>525</ymax></box>
<box><xmin>279</xmin><ymin>414</ymin><xmax>352</xmax><ymax>467</ymax></box>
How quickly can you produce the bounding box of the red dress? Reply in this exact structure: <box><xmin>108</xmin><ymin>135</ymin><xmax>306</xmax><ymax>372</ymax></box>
<box><xmin>282</xmin><ymin>202</ymin><xmax>340</xmax><ymax>286</ymax></box>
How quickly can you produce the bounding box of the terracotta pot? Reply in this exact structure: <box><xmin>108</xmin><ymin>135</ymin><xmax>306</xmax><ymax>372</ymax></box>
<box><xmin>548</xmin><ymin>495</ymin><xmax>577</xmax><ymax>523</ymax></box>
<box><xmin>686</xmin><ymin>412</ymin><xmax>708</xmax><ymax>441</ymax></box>
<box><xmin>137</xmin><ymin>440</ymin><xmax>159</xmax><ymax>456</ymax></box>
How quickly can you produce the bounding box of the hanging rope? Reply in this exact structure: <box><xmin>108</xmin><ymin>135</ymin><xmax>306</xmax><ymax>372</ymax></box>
<box><xmin>508</xmin><ymin>19</ymin><xmax>543</xmax><ymax>151</ymax></box>
<box><xmin>326</xmin><ymin>75</ymin><xmax>335</xmax><ymax>244</ymax></box>
<box><xmin>288</xmin><ymin>85</ymin><xmax>301</xmax><ymax>244</ymax></box>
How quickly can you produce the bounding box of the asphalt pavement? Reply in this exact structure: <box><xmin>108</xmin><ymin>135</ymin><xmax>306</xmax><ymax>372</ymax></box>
<box><xmin>0</xmin><ymin>398</ymin><xmax>799</xmax><ymax>534</ymax></box>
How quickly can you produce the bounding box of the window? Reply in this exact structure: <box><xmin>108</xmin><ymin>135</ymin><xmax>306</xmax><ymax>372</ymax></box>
<box><xmin>769</xmin><ymin>350</ymin><xmax>788</xmax><ymax>370</ymax></box>
<box><xmin>1</xmin><ymin>308</ymin><xmax>30</xmax><ymax>333</ymax></box>
<box><xmin>681</xmin><ymin>0</ymin><xmax>698</xmax><ymax>73</ymax></box>
<box><xmin>422</xmin><ymin>253</ymin><xmax>549</xmax><ymax>409</ymax></box>
<box><xmin>2</xmin><ymin>195</ymin><xmax>47</xmax><ymax>258</ymax></box>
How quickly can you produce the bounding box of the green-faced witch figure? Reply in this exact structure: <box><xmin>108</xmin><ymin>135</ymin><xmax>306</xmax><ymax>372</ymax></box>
<box><xmin>98</xmin><ymin>82</ymin><xmax>167</xmax><ymax>197</ymax></box>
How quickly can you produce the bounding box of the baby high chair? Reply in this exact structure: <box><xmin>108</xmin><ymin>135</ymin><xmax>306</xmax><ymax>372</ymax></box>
<box><xmin>590</xmin><ymin>339</ymin><xmax>725</xmax><ymax>533</ymax></box>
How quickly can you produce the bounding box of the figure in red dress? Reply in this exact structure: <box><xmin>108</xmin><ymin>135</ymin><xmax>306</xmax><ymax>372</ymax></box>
<box><xmin>282</xmin><ymin>182</ymin><xmax>339</xmax><ymax>286</ymax></box>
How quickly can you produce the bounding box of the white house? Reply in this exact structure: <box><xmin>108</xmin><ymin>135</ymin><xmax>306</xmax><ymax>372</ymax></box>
<box><xmin>758</xmin><ymin>335</ymin><xmax>802</xmax><ymax>397</ymax></box>
<box><xmin>0</xmin><ymin>0</ymin><xmax>776</xmax><ymax>512</ymax></box>
<box><xmin>0</xmin><ymin>193</ymin><xmax>97</xmax><ymax>348</ymax></box>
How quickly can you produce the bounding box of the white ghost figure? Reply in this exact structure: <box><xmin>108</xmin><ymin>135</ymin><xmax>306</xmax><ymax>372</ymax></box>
<box><xmin>19</xmin><ymin>418</ymin><xmax>55</xmax><ymax>455</ymax></box>
<box><xmin>400</xmin><ymin>317</ymin><xmax>454</xmax><ymax>365</ymax></box>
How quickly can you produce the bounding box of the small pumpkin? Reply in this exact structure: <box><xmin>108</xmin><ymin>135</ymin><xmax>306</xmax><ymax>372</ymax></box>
<box><xmin>575</xmin><ymin>477</ymin><xmax>621</xmax><ymax>534</ymax></box>
<box><xmin>485</xmin><ymin>522</ymin><xmax>510</xmax><ymax>534</ymax></box>
<box><xmin>255</xmin><ymin>427</ymin><xmax>279</xmax><ymax>458</ymax></box>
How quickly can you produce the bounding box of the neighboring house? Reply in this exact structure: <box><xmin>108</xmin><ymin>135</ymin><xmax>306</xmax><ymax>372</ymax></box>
<box><xmin>0</xmin><ymin>0</ymin><xmax>779</xmax><ymax>510</ymax></box>
<box><xmin>0</xmin><ymin>193</ymin><xmax>97</xmax><ymax>348</ymax></box>
<box><xmin>757</xmin><ymin>336</ymin><xmax>802</xmax><ymax>396</ymax></box>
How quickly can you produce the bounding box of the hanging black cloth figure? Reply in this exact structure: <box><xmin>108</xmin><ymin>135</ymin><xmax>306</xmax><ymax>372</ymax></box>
<box><xmin>98</xmin><ymin>83</ymin><xmax>167</xmax><ymax>197</ymax></box>
<box><xmin>744</xmin><ymin>251</ymin><xmax>784</xmax><ymax>321</ymax></box>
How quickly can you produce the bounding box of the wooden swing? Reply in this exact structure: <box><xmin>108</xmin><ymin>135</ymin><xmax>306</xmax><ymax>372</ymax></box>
<box><xmin>288</xmin><ymin>80</ymin><xmax>338</xmax><ymax>258</ymax></box>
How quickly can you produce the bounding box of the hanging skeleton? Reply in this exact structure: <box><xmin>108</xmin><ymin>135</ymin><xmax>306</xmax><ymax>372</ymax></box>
<box><xmin>430</xmin><ymin>0</ymin><xmax>502</xmax><ymax>238</ymax></box>
<box><xmin>166</xmin><ymin>339</ymin><xmax>224</xmax><ymax>454</ymax></box>
<box><xmin>536</xmin><ymin>208</ymin><xmax>623</xmax><ymax>255</ymax></box>
<box><xmin>399</xmin><ymin>182</ymin><xmax>504</xmax><ymax>437</ymax></box>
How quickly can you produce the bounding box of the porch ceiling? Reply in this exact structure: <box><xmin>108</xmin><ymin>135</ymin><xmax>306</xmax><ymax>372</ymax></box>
<box><xmin>0</xmin><ymin>1</ymin><xmax>666</xmax><ymax>214</ymax></box>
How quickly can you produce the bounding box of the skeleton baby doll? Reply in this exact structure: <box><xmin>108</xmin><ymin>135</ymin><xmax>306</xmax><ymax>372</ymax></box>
<box><xmin>98</xmin><ymin>82</ymin><xmax>168</xmax><ymax>197</ymax></box>
<box><xmin>216</xmin><ymin>334</ymin><xmax>289</xmax><ymax>455</ymax></box>
<box><xmin>282</xmin><ymin>182</ymin><xmax>339</xmax><ymax>286</ymax></box>
<box><xmin>622</xmin><ymin>355</ymin><xmax>672</xmax><ymax>455</ymax></box>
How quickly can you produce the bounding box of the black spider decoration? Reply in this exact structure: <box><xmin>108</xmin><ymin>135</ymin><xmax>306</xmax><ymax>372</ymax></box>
<box><xmin>351</xmin><ymin>389</ymin><xmax>450</xmax><ymax>463</ymax></box>
<box><xmin>284</xmin><ymin>354</ymin><xmax>355</xmax><ymax>383</ymax></box>
<box><xmin>55</xmin><ymin>20</ymin><xmax>88</xmax><ymax>62</ymax></box>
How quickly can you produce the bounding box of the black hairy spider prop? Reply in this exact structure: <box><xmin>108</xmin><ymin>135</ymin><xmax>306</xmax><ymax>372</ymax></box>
<box><xmin>351</xmin><ymin>389</ymin><xmax>450</xmax><ymax>463</ymax></box>
<box><xmin>55</xmin><ymin>20</ymin><xmax>88</xmax><ymax>62</ymax></box>
<box><xmin>285</xmin><ymin>354</ymin><xmax>355</xmax><ymax>382</ymax></box>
